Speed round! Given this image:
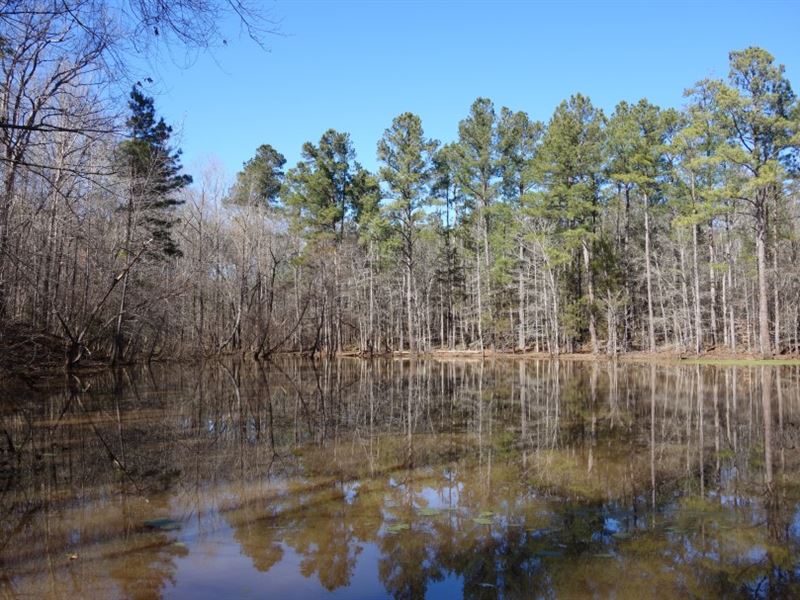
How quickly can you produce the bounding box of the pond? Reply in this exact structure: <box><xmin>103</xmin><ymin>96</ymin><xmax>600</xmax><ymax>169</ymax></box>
<box><xmin>1</xmin><ymin>358</ymin><xmax>798</xmax><ymax>598</ymax></box>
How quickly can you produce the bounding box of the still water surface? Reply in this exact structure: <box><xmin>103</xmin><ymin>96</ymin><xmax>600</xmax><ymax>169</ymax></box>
<box><xmin>1</xmin><ymin>358</ymin><xmax>799</xmax><ymax>598</ymax></box>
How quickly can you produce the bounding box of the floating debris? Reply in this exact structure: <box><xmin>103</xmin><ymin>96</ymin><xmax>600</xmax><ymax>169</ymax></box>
<box><xmin>144</xmin><ymin>518</ymin><xmax>181</xmax><ymax>531</ymax></box>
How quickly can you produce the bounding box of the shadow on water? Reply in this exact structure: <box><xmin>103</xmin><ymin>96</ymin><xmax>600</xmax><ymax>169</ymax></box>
<box><xmin>1</xmin><ymin>358</ymin><xmax>799</xmax><ymax>598</ymax></box>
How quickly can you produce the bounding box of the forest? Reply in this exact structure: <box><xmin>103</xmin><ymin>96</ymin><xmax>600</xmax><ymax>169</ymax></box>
<box><xmin>2</xmin><ymin>2</ymin><xmax>800</xmax><ymax>369</ymax></box>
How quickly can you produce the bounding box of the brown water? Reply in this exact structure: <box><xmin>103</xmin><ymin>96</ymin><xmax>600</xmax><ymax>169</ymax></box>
<box><xmin>1</xmin><ymin>359</ymin><xmax>798</xmax><ymax>599</ymax></box>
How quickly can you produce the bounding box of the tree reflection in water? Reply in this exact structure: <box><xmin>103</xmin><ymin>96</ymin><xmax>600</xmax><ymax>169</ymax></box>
<box><xmin>1</xmin><ymin>358</ymin><xmax>799</xmax><ymax>598</ymax></box>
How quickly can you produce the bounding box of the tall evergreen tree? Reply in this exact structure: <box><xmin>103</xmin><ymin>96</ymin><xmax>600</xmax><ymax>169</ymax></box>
<box><xmin>377</xmin><ymin>112</ymin><xmax>438</xmax><ymax>352</ymax></box>
<box><xmin>607</xmin><ymin>99</ymin><xmax>678</xmax><ymax>351</ymax></box>
<box><xmin>692</xmin><ymin>47</ymin><xmax>800</xmax><ymax>356</ymax></box>
<box><xmin>456</xmin><ymin>98</ymin><xmax>499</xmax><ymax>267</ymax></box>
<box><xmin>116</xmin><ymin>85</ymin><xmax>192</xmax><ymax>258</ymax></box>
<box><xmin>497</xmin><ymin>108</ymin><xmax>543</xmax><ymax>349</ymax></box>
<box><xmin>282</xmin><ymin>128</ymin><xmax>375</xmax><ymax>352</ymax></box>
<box><xmin>455</xmin><ymin>98</ymin><xmax>499</xmax><ymax>350</ymax></box>
<box><xmin>283</xmin><ymin>129</ymin><xmax>361</xmax><ymax>243</ymax></box>
<box><xmin>228</xmin><ymin>144</ymin><xmax>286</xmax><ymax>207</ymax></box>
<box><xmin>534</xmin><ymin>94</ymin><xmax>606</xmax><ymax>352</ymax></box>
<box><xmin>431</xmin><ymin>143</ymin><xmax>466</xmax><ymax>349</ymax></box>
<box><xmin>669</xmin><ymin>92</ymin><xmax>727</xmax><ymax>354</ymax></box>
<box><xmin>112</xmin><ymin>85</ymin><xmax>191</xmax><ymax>362</ymax></box>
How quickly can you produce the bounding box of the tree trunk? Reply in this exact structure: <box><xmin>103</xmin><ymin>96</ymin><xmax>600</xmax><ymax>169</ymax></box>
<box><xmin>772</xmin><ymin>220</ymin><xmax>780</xmax><ymax>354</ymax></box>
<box><xmin>112</xmin><ymin>191</ymin><xmax>135</xmax><ymax>364</ymax></box>
<box><xmin>582</xmin><ymin>239</ymin><xmax>598</xmax><ymax>354</ymax></box>
<box><xmin>406</xmin><ymin>262</ymin><xmax>414</xmax><ymax>353</ymax></box>
<box><xmin>0</xmin><ymin>170</ymin><xmax>18</xmax><ymax>319</ymax></box>
<box><xmin>692</xmin><ymin>222</ymin><xmax>703</xmax><ymax>355</ymax></box>
<box><xmin>726</xmin><ymin>215</ymin><xmax>736</xmax><ymax>352</ymax></box>
<box><xmin>756</xmin><ymin>194</ymin><xmax>771</xmax><ymax>357</ymax></box>
<box><xmin>476</xmin><ymin>252</ymin><xmax>484</xmax><ymax>354</ymax></box>
<box><xmin>708</xmin><ymin>224</ymin><xmax>718</xmax><ymax>348</ymax></box>
<box><xmin>369</xmin><ymin>242</ymin><xmax>375</xmax><ymax>354</ymax></box>
<box><xmin>644</xmin><ymin>194</ymin><xmax>656</xmax><ymax>352</ymax></box>
<box><xmin>517</xmin><ymin>240</ymin><xmax>525</xmax><ymax>351</ymax></box>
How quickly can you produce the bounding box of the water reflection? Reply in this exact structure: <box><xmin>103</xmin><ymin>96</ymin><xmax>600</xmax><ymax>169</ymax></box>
<box><xmin>1</xmin><ymin>359</ymin><xmax>799</xmax><ymax>598</ymax></box>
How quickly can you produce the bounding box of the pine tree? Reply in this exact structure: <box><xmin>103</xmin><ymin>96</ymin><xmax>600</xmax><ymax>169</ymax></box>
<box><xmin>455</xmin><ymin>98</ymin><xmax>499</xmax><ymax>350</ymax></box>
<box><xmin>283</xmin><ymin>129</ymin><xmax>360</xmax><ymax>243</ymax></box>
<box><xmin>534</xmin><ymin>94</ymin><xmax>606</xmax><ymax>352</ymax></box>
<box><xmin>377</xmin><ymin>112</ymin><xmax>438</xmax><ymax>351</ymax></box>
<box><xmin>497</xmin><ymin>108</ymin><xmax>543</xmax><ymax>349</ymax></box>
<box><xmin>431</xmin><ymin>143</ymin><xmax>466</xmax><ymax>349</ymax></box>
<box><xmin>607</xmin><ymin>99</ymin><xmax>678</xmax><ymax>352</ymax></box>
<box><xmin>228</xmin><ymin>144</ymin><xmax>286</xmax><ymax>207</ymax></box>
<box><xmin>692</xmin><ymin>47</ymin><xmax>800</xmax><ymax>356</ymax></box>
<box><xmin>116</xmin><ymin>85</ymin><xmax>192</xmax><ymax>258</ymax></box>
<box><xmin>111</xmin><ymin>86</ymin><xmax>191</xmax><ymax>363</ymax></box>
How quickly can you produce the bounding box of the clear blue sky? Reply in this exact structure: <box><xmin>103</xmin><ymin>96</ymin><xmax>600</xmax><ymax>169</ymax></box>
<box><xmin>147</xmin><ymin>0</ymin><xmax>799</xmax><ymax>182</ymax></box>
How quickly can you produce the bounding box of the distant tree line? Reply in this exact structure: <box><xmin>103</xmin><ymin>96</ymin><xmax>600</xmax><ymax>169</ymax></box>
<box><xmin>1</xmin><ymin>8</ymin><xmax>799</xmax><ymax>366</ymax></box>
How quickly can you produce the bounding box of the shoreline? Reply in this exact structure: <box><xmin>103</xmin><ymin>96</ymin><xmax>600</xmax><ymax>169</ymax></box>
<box><xmin>4</xmin><ymin>349</ymin><xmax>799</xmax><ymax>385</ymax></box>
<box><xmin>337</xmin><ymin>349</ymin><xmax>800</xmax><ymax>367</ymax></box>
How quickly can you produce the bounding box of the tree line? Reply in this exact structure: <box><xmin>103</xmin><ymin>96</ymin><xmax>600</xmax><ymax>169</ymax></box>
<box><xmin>1</xmin><ymin>20</ymin><xmax>799</xmax><ymax>365</ymax></box>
